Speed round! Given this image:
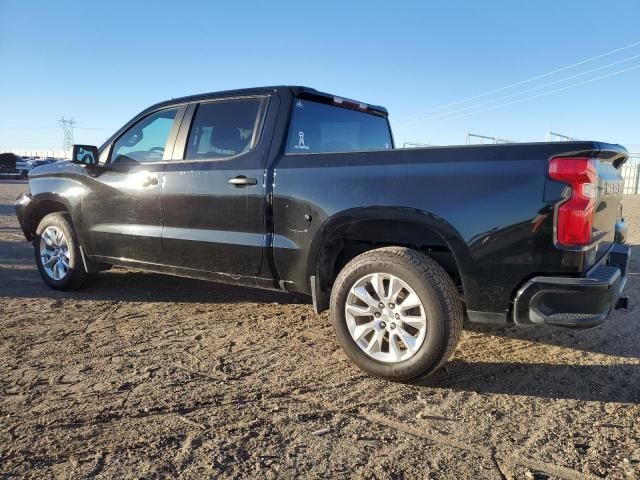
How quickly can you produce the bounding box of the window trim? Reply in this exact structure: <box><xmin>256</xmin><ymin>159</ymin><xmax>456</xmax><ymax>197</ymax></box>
<box><xmin>170</xmin><ymin>95</ymin><xmax>269</xmax><ymax>164</ymax></box>
<box><xmin>107</xmin><ymin>105</ymin><xmax>185</xmax><ymax>165</ymax></box>
<box><xmin>284</xmin><ymin>98</ymin><xmax>395</xmax><ymax>156</ymax></box>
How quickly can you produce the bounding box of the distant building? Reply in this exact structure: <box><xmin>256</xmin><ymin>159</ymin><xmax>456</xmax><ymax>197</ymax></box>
<box><xmin>0</xmin><ymin>148</ymin><xmax>68</xmax><ymax>159</ymax></box>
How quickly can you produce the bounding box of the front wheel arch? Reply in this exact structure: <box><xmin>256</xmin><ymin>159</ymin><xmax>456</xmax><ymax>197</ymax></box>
<box><xmin>33</xmin><ymin>212</ymin><xmax>89</xmax><ymax>290</ymax></box>
<box><xmin>24</xmin><ymin>197</ymin><xmax>71</xmax><ymax>240</ymax></box>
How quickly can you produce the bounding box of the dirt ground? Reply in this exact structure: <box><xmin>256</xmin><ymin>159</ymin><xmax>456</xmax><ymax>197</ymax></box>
<box><xmin>0</xmin><ymin>180</ymin><xmax>638</xmax><ymax>480</ymax></box>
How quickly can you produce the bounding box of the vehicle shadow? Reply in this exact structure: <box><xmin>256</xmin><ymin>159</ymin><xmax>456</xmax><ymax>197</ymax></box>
<box><xmin>0</xmin><ymin>264</ymin><xmax>312</xmax><ymax>306</ymax></box>
<box><xmin>416</xmin><ymin>359</ymin><xmax>640</xmax><ymax>404</ymax></box>
<box><xmin>464</xmin><ymin>313</ymin><xmax>640</xmax><ymax>360</ymax></box>
<box><xmin>0</xmin><ymin>204</ymin><xmax>17</xmax><ymax>215</ymax></box>
<box><xmin>0</xmin><ymin>234</ymin><xmax>312</xmax><ymax>305</ymax></box>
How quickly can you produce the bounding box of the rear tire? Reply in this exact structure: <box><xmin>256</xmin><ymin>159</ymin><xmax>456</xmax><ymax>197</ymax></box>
<box><xmin>330</xmin><ymin>247</ymin><xmax>463</xmax><ymax>381</ymax></box>
<box><xmin>34</xmin><ymin>212</ymin><xmax>88</xmax><ymax>290</ymax></box>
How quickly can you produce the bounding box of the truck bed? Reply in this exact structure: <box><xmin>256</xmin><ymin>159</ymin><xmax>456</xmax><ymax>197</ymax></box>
<box><xmin>271</xmin><ymin>140</ymin><xmax>627</xmax><ymax>320</ymax></box>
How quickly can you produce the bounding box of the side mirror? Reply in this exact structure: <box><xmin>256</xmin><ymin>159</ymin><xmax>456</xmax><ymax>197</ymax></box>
<box><xmin>71</xmin><ymin>145</ymin><xmax>99</xmax><ymax>165</ymax></box>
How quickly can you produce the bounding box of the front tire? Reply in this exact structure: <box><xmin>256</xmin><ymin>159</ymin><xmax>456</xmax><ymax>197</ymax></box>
<box><xmin>34</xmin><ymin>212</ymin><xmax>88</xmax><ymax>290</ymax></box>
<box><xmin>330</xmin><ymin>247</ymin><xmax>463</xmax><ymax>381</ymax></box>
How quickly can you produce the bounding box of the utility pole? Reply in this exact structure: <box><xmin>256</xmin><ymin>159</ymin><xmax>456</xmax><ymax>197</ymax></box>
<box><xmin>59</xmin><ymin>116</ymin><xmax>77</xmax><ymax>157</ymax></box>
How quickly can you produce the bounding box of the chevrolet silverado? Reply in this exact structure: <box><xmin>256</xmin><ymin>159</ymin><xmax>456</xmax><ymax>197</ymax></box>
<box><xmin>15</xmin><ymin>86</ymin><xmax>631</xmax><ymax>380</ymax></box>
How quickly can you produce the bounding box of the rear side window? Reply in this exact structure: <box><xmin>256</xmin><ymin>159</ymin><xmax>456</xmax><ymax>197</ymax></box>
<box><xmin>185</xmin><ymin>98</ymin><xmax>264</xmax><ymax>160</ymax></box>
<box><xmin>286</xmin><ymin>99</ymin><xmax>392</xmax><ymax>154</ymax></box>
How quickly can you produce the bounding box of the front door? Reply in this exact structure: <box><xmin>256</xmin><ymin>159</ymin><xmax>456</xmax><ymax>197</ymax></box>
<box><xmin>161</xmin><ymin>96</ymin><xmax>271</xmax><ymax>277</ymax></box>
<box><xmin>81</xmin><ymin>106</ymin><xmax>182</xmax><ymax>265</ymax></box>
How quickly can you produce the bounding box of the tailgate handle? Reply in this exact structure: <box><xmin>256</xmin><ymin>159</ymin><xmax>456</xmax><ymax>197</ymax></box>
<box><xmin>229</xmin><ymin>175</ymin><xmax>257</xmax><ymax>187</ymax></box>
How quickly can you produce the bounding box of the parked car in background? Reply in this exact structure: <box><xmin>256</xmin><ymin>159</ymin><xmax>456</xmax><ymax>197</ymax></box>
<box><xmin>27</xmin><ymin>159</ymin><xmax>52</xmax><ymax>169</ymax></box>
<box><xmin>39</xmin><ymin>157</ymin><xmax>61</xmax><ymax>164</ymax></box>
<box><xmin>0</xmin><ymin>153</ymin><xmax>19</xmax><ymax>175</ymax></box>
<box><xmin>14</xmin><ymin>86</ymin><xmax>631</xmax><ymax>381</ymax></box>
<box><xmin>15</xmin><ymin>159</ymin><xmax>33</xmax><ymax>177</ymax></box>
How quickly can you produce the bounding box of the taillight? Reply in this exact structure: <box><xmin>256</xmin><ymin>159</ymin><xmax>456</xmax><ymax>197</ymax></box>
<box><xmin>549</xmin><ymin>157</ymin><xmax>598</xmax><ymax>247</ymax></box>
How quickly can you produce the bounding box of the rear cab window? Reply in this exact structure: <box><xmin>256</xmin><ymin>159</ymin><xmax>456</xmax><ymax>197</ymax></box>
<box><xmin>286</xmin><ymin>99</ymin><xmax>393</xmax><ymax>154</ymax></box>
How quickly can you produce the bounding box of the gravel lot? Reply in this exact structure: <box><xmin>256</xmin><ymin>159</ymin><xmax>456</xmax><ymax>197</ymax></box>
<box><xmin>0</xmin><ymin>179</ymin><xmax>639</xmax><ymax>479</ymax></box>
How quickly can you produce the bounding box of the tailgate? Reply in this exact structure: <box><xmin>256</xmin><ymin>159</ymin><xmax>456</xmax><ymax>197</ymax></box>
<box><xmin>592</xmin><ymin>146</ymin><xmax>628</xmax><ymax>263</ymax></box>
<box><xmin>548</xmin><ymin>143</ymin><xmax>628</xmax><ymax>269</ymax></box>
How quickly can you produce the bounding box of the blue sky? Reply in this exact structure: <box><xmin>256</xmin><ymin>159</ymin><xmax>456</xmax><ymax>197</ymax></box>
<box><xmin>1</xmin><ymin>0</ymin><xmax>639</xmax><ymax>151</ymax></box>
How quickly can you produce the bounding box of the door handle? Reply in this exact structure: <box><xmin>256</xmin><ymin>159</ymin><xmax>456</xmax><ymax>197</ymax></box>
<box><xmin>142</xmin><ymin>176</ymin><xmax>159</xmax><ymax>187</ymax></box>
<box><xmin>228</xmin><ymin>175</ymin><xmax>258</xmax><ymax>187</ymax></box>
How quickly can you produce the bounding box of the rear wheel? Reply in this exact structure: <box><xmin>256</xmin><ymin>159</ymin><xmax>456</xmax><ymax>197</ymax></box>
<box><xmin>330</xmin><ymin>247</ymin><xmax>463</xmax><ymax>381</ymax></box>
<box><xmin>34</xmin><ymin>212</ymin><xmax>88</xmax><ymax>290</ymax></box>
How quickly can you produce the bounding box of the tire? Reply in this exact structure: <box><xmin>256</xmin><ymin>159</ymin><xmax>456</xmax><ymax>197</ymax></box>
<box><xmin>34</xmin><ymin>212</ymin><xmax>88</xmax><ymax>290</ymax></box>
<box><xmin>330</xmin><ymin>247</ymin><xmax>463</xmax><ymax>381</ymax></box>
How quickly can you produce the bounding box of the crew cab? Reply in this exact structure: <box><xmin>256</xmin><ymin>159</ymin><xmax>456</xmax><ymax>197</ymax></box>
<box><xmin>15</xmin><ymin>86</ymin><xmax>631</xmax><ymax>380</ymax></box>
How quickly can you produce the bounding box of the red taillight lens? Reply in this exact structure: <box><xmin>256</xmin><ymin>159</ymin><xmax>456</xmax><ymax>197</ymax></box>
<box><xmin>549</xmin><ymin>157</ymin><xmax>597</xmax><ymax>247</ymax></box>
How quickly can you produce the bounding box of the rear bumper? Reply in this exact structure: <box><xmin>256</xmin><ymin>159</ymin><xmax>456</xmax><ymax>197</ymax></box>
<box><xmin>513</xmin><ymin>243</ymin><xmax>631</xmax><ymax>327</ymax></box>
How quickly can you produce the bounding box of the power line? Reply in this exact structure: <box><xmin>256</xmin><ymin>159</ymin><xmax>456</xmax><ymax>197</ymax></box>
<box><xmin>400</xmin><ymin>53</ymin><xmax>640</xmax><ymax>127</ymax></box>
<box><xmin>405</xmin><ymin>63</ymin><xmax>640</xmax><ymax>127</ymax></box>
<box><xmin>0</xmin><ymin>144</ymin><xmax>67</xmax><ymax>148</ymax></box>
<box><xmin>395</xmin><ymin>40</ymin><xmax>640</xmax><ymax>122</ymax></box>
<box><xmin>0</xmin><ymin>125</ymin><xmax>113</xmax><ymax>131</ymax></box>
<box><xmin>0</xmin><ymin>126</ymin><xmax>60</xmax><ymax>130</ymax></box>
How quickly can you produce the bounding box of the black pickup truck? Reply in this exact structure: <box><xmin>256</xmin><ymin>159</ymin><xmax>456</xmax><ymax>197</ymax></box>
<box><xmin>15</xmin><ymin>86</ymin><xmax>630</xmax><ymax>381</ymax></box>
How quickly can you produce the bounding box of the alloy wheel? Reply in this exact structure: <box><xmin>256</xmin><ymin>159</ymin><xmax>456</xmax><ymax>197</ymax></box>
<box><xmin>39</xmin><ymin>226</ymin><xmax>71</xmax><ymax>281</ymax></box>
<box><xmin>345</xmin><ymin>272</ymin><xmax>427</xmax><ymax>363</ymax></box>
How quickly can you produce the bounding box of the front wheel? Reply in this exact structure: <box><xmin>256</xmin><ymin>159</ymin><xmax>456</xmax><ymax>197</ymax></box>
<box><xmin>330</xmin><ymin>247</ymin><xmax>463</xmax><ymax>381</ymax></box>
<box><xmin>34</xmin><ymin>212</ymin><xmax>88</xmax><ymax>290</ymax></box>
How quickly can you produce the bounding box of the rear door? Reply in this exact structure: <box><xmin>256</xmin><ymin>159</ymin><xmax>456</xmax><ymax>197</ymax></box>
<box><xmin>160</xmin><ymin>95</ymin><xmax>272</xmax><ymax>276</ymax></box>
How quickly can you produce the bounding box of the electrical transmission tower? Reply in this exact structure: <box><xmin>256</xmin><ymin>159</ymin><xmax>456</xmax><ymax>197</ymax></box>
<box><xmin>59</xmin><ymin>116</ymin><xmax>77</xmax><ymax>154</ymax></box>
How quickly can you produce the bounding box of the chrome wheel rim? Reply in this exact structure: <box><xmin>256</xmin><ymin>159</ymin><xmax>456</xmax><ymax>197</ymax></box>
<box><xmin>345</xmin><ymin>273</ymin><xmax>427</xmax><ymax>363</ymax></box>
<box><xmin>39</xmin><ymin>226</ymin><xmax>70</xmax><ymax>281</ymax></box>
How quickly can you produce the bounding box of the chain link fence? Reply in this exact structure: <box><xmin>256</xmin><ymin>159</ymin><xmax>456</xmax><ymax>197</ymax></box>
<box><xmin>622</xmin><ymin>153</ymin><xmax>640</xmax><ymax>194</ymax></box>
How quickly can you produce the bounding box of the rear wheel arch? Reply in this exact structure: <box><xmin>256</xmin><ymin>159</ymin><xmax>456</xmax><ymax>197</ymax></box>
<box><xmin>310</xmin><ymin>208</ymin><xmax>470</xmax><ymax>313</ymax></box>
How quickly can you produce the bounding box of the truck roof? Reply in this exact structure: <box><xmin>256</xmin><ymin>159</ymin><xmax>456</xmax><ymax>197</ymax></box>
<box><xmin>149</xmin><ymin>86</ymin><xmax>388</xmax><ymax>117</ymax></box>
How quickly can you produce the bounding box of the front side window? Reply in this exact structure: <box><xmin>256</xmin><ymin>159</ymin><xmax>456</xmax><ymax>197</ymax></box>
<box><xmin>185</xmin><ymin>98</ymin><xmax>264</xmax><ymax>160</ymax></box>
<box><xmin>286</xmin><ymin>99</ymin><xmax>392</xmax><ymax>154</ymax></box>
<box><xmin>111</xmin><ymin>108</ymin><xmax>178</xmax><ymax>163</ymax></box>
